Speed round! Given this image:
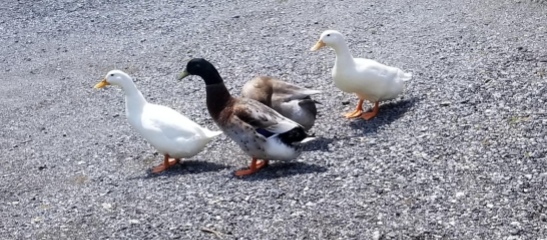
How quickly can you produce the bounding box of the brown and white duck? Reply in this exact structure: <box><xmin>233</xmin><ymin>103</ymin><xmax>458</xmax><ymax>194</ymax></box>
<box><xmin>241</xmin><ymin>76</ymin><xmax>321</xmax><ymax>131</ymax></box>
<box><xmin>177</xmin><ymin>58</ymin><xmax>314</xmax><ymax>177</ymax></box>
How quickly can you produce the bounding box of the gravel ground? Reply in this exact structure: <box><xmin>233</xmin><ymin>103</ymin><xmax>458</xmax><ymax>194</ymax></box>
<box><xmin>1</xmin><ymin>0</ymin><xmax>546</xmax><ymax>239</ymax></box>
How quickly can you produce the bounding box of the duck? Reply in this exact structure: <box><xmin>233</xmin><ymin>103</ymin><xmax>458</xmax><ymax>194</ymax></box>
<box><xmin>177</xmin><ymin>58</ymin><xmax>314</xmax><ymax>177</ymax></box>
<box><xmin>310</xmin><ymin>30</ymin><xmax>412</xmax><ymax>120</ymax></box>
<box><xmin>241</xmin><ymin>76</ymin><xmax>321</xmax><ymax>131</ymax></box>
<box><xmin>94</xmin><ymin>70</ymin><xmax>222</xmax><ymax>173</ymax></box>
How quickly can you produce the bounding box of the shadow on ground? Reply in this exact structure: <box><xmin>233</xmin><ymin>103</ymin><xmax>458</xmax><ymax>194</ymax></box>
<box><xmin>236</xmin><ymin>161</ymin><xmax>327</xmax><ymax>181</ymax></box>
<box><xmin>141</xmin><ymin>160</ymin><xmax>231</xmax><ymax>178</ymax></box>
<box><xmin>349</xmin><ymin>96</ymin><xmax>420</xmax><ymax>134</ymax></box>
<box><xmin>302</xmin><ymin>136</ymin><xmax>335</xmax><ymax>152</ymax></box>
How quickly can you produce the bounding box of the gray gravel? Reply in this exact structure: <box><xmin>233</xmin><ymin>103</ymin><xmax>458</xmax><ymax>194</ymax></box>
<box><xmin>1</xmin><ymin>0</ymin><xmax>546</xmax><ymax>239</ymax></box>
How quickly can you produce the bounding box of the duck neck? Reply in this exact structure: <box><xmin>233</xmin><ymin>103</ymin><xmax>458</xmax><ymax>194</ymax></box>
<box><xmin>120</xmin><ymin>81</ymin><xmax>147</xmax><ymax>115</ymax></box>
<box><xmin>198</xmin><ymin>67</ymin><xmax>233</xmax><ymax>120</ymax></box>
<box><xmin>332</xmin><ymin>43</ymin><xmax>355</xmax><ymax>67</ymax></box>
<box><xmin>206</xmin><ymin>83</ymin><xmax>233</xmax><ymax>120</ymax></box>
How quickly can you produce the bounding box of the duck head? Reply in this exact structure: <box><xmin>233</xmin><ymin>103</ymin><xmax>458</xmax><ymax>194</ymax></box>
<box><xmin>94</xmin><ymin>70</ymin><xmax>132</xmax><ymax>89</ymax></box>
<box><xmin>177</xmin><ymin>58</ymin><xmax>223</xmax><ymax>85</ymax></box>
<box><xmin>310</xmin><ymin>30</ymin><xmax>345</xmax><ymax>51</ymax></box>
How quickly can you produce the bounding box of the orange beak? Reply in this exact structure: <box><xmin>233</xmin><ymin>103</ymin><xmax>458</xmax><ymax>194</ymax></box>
<box><xmin>310</xmin><ymin>40</ymin><xmax>326</xmax><ymax>51</ymax></box>
<box><xmin>94</xmin><ymin>79</ymin><xmax>110</xmax><ymax>89</ymax></box>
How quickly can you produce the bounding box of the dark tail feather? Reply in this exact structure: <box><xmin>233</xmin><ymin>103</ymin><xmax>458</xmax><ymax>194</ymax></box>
<box><xmin>277</xmin><ymin>127</ymin><xmax>307</xmax><ymax>145</ymax></box>
<box><xmin>298</xmin><ymin>99</ymin><xmax>318</xmax><ymax>117</ymax></box>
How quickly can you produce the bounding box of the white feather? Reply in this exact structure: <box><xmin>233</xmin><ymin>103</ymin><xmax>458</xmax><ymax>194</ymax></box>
<box><xmin>316</xmin><ymin>30</ymin><xmax>413</xmax><ymax>102</ymax></box>
<box><xmin>100</xmin><ymin>70</ymin><xmax>221</xmax><ymax>159</ymax></box>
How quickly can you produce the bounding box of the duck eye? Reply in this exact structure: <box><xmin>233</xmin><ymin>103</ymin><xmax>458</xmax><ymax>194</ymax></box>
<box><xmin>110</xmin><ymin>74</ymin><xmax>114</xmax><ymax>77</ymax></box>
<box><xmin>326</xmin><ymin>34</ymin><xmax>330</xmax><ymax>37</ymax></box>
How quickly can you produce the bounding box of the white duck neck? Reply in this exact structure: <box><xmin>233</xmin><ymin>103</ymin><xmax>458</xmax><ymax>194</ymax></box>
<box><xmin>332</xmin><ymin>42</ymin><xmax>355</xmax><ymax>67</ymax></box>
<box><xmin>119</xmin><ymin>80</ymin><xmax>147</xmax><ymax>114</ymax></box>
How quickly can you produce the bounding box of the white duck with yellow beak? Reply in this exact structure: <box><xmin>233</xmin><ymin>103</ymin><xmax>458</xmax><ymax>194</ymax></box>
<box><xmin>311</xmin><ymin>30</ymin><xmax>412</xmax><ymax>120</ymax></box>
<box><xmin>94</xmin><ymin>70</ymin><xmax>222</xmax><ymax>173</ymax></box>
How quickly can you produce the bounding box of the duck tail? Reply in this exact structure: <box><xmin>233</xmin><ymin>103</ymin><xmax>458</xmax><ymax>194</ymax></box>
<box><xmin>299</xmin><ymin>137</ymin><xmax>316</xmax><ymax>144</ymax></box>
<box><xmin>400</xmin><ymin>71</ymin><xmax>413</xmax><ymax>82</ymax></box>
<box><xmin>301</xmin><ymin>89</ymin><xmax>322</xmax><ymax>95</ymax></box>
<box><xmin>278</xmin><ymin>127</ymin><xmax>307</xmax><ymax>144</ymax></box>
<box><xmin>204</xmin><ymin>129</ymin><xmax>223</xmax><ymax>138</ymax></box>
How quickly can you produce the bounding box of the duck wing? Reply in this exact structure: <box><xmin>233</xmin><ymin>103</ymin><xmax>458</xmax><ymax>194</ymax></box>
<box><xmin>270</xmin><ymin>80</ymin><xmax>321</xmax><ymax>102</ymax></box>
<box><xmin>232</xmin><ymin>98</ymin><xmax>302</xmax><ymax>136</ymax></box>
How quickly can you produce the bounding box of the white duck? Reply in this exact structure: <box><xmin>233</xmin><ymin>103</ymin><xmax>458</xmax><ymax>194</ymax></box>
<box><xmin>94</xmin><ymin>70</ymin><xmax>222</xmax><ymax>173</ymax></box>
<box><xmin>311</xmin><ymin>30</ymin><xmax>412</xmax><ymax>120</ymax></box>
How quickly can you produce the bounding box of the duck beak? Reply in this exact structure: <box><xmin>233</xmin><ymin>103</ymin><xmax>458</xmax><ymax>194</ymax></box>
<box><xmin>94</xmin><ymin>79</ymin><xmax>110</xmax><ymax>89</ymax></box>
<box><xmin>177</xmin><ymin>70</ymin><xmax>189</xmax><ymax>81</ymax></box>
<box><xmin>310</xmin><ymin>40</ymin><xmax>325</xmax><ymax>51</ymax></box>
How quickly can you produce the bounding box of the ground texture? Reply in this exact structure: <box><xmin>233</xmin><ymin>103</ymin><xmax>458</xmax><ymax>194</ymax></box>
<box><xmin>1</xmin><ymin>0</ymin><xmax>546</xmax><ymax>239</ymax></box>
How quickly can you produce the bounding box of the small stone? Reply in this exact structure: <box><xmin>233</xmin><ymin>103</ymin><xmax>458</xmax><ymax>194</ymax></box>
<box><xmin>129</xmin><ymin>219</ymin><xmax>140</xmax><ymax>224</ymax></box>
<box><xmin>440</xmin><ymin>101</ymin><xmax>451</xmax><ymax>106</ymax></box>
<box><xmin>342</xmin><ymin>101</ymin><xmax>350</xmax><ymax>105</ymax></box>
<box><xmin>31</xmin><ymin>217</ymin><xmax>42</xmax><ymax>223</ymax></box>
<box><xmin>510</xmin><ymin>221</ymin><xmax>520</xmax><ymax>227</ymax></box>
<box><xmin>102</xmin><ymin>203</ymin><xmax>112</xmax><ymax>210</ymax></box>
<box><xmin>232</xmin><ymin>15</ymin><xmax>240</xmax><ymax>19</ymax></box>
<box><xmin>372</xmin><ymin>230</ymin><xmax>381</xmax><ymax>240</ymax></box>
<box><xmin>506</xmin><ymin>236</ymin><xmax>521</xmax><ymax>240</ymax></box>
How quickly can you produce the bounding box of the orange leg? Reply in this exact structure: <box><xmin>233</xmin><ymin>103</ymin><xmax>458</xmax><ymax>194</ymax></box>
<box><xmin>235</xmin><ymin>158</ymin><xmax>269</xmax><ymax>177</ymax></box>
<box><xmin>361</xmin><ymin>101</ymin><xmax>380</xmax><ymax>120</ymax></box>
<box><xmin>152</xmin><ymin>154</ymin><xmax>180</xmax><ymax>173</ymax></box>
<box><xmin>344</xmin><ymin>98</ymin><xmax>364</xmax><ymax>118</ymax></box>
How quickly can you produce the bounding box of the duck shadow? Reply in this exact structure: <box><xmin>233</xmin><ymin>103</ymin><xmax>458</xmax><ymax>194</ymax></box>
<box><xmin>139</xmin><ymin>160</ymin><xmax>231</xmax><ymax>179</ymax></box>
<box><xmin>348</xmin><ymin>96</ymin><xmax>420</xmax><ymax>134</ymax></box>
<box><xmin>236</xmin><ymin>162</ymin><xmax>327</xmax><ymax>181</ymax></box>
<box><xmin>302</xmin><ymin>136</ymin><xmax>335</xmax><ymax>152</ymax></box>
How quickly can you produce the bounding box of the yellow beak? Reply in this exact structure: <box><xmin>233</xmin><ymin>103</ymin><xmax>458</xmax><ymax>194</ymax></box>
<box><xmin>94</xmin><ymin>79</ymin><xmax>110</xmax><ymax>89</ymax></box>
<box><xmin>310</xmin><ymin>40</ymin><xmax>326</xmax><ymax>51</ymax></box>
<box><xmin>177</xmin><ymin>70</ymin><xmax>189</xmax><ymax>81</ymax></box>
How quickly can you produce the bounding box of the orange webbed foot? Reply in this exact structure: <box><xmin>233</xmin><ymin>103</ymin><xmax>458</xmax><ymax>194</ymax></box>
<box><xmin>344</xmin><ymin>109</ymin><xmax>364</xmax><ymax>118</ymax></box>
<box><xmin>235</xmin><ymin>159</ymin><xmax>269</xmax><ymax>177</ymax></box>
<box><xmin>361</xmin><ymin>111</ymin><xmax>378</xmax><ymax>120</ymax></box>
<box><xmin>344</xmin><ymin>98</ymin><xmax>365</xmax><ymax>119</ymax></box>
<box><xmin>152</xmin><ymin>155</ymin><xmax>180</xmax><ymax>173</ymax></box>
<box><xmin>361</xmin><ymin>101</ymin><xmax>380</xmax><ymax>120</ymax></box>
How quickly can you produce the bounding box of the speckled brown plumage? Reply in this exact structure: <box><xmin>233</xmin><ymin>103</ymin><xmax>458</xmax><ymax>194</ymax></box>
<box><xmin>241</xmin><ymin>76</ymin><xmax>321</xmax><ymax>131</ymax></box>
<box><xmin>178</xmin><ymin>58</ymin><xmax>314</xmax><ymax>176</ymax></box>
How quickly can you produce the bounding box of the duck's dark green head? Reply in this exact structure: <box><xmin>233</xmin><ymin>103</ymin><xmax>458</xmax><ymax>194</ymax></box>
<box><xmin>177</xmin><ymin>58</ymin><xmax>223</xmax><ymax>85</ymax></box>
